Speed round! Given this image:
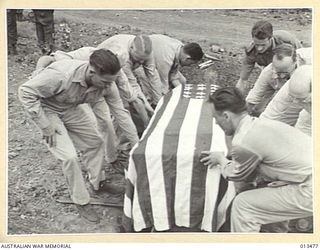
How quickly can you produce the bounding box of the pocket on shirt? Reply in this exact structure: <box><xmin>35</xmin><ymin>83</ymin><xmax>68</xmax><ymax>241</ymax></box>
<box><xmin>55</xmin><ymin>91</ymin><xmax>78</xmax><ymax>103</ymax></box>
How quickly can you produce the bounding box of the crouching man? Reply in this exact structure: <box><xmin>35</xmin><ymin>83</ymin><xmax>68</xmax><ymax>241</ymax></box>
<box><xmin>200</xmin><ymin>87</ymin><xmax>312</xmax><ymax>232</ymax></box>
<box><xmin>18</xmin><ymin>49</ymin><xmax>122</xmax><ymax>223</ymax></box>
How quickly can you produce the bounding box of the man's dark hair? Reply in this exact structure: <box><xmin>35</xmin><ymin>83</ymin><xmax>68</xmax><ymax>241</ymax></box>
<box><xmin>251</xmin><ymin>20</ymin><xmax>273</xmax><ymax>40</ymax></box>
<box><xmin>208</xmin><ymin>87</ymin><xmax>247</xmax><ymax>114</ymax></box>
<box><xmin>183</xmin><ymin>43</ymin><xmax>204</xmax><ymax>61</ymax></box>
<box><xmin>273</xmin><ymin>43</ymin><xmax>297</xmax><ymax>61</ymax></box>
<box><xmin>89</xmin><ymin>49</ymin><xmax>120</xmax><ymax>75</ymax></box>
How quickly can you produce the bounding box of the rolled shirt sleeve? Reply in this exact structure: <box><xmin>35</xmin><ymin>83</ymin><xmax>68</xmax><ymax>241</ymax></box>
<box><xmin>18</xmin><ymin>70</ymin><xmax>65</xmax><ymax>129</ymax></box>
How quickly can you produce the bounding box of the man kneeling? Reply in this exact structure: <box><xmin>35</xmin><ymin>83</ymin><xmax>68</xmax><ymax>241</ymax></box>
<box><xmin>201</xmin><ymin>87</ymin><xmax>312</xmax><ymax>232</ymax></box>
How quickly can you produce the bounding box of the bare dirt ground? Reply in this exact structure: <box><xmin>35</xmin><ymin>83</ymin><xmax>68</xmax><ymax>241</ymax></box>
<box><xmin>7</xmin><ymin>9</ymin><xmax>312</xmax><ymax>234</ymax></box>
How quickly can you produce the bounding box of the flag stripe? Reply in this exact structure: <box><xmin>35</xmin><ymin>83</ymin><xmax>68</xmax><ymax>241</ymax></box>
<box><xmin>161</xmin><ymin>93</ymin><xmax>191</xmax><ymax>228</ymax></box>
<box><xmin>125</xmin><ymin>148</ymin><xmax>147</xmax><ymax>231</ymax></box>
<box><xmin>216</xmin><ymin>180</ymin><xmax>236</xmax><ymax>229</ymax></box>
<box><xmin>124</xmin><ymin>83</ymin><xmax>236</xmax><ymax>232</ymax></box>
<box><xmin>175</xmin><ymin>98</ymin><xmax>204</xmax><ymax>227</ymax></box>
<box><xmin>132</xmin><ymin>184</ymin><xmax>147</xmax><ymax>231</ymax></box>
<box><xmin>211</xmin><ymin>175</ymin><xmax>229</xmax><ymax>230</ymax></box>
<box><xmin>144</xmin><ymin>86</ymin><xmax>182</xmax><ymax>230</ymax></box>
<box><xmin>190</xmin><ymin>97</ymin><xmax>214</xmax><ymax>227</ymax></box>
<box><xmin>132</xmin><ymin>90</ymin><xmax>174</xmax><ymax>229</ymax></box>
<box><xmin>201</xmin><ymin>119</ymin><xmax>229</xmax><ymax>231</ymax></box>
<box><xmin>201</xmin><ymin>168</ymin><xmax>221</xmax><ymax>231</ymax></box>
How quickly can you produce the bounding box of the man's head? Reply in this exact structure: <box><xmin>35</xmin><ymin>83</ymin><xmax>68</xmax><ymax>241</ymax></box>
<box><xmin>272</xmin><ymin>43</ymin><xmax>297</xmax><ymax>81</ymax></box>
<box><xmin>179</xmin><ymin>43</ymin><xmax>204</xmax><ymax>66</ymax></box>
<box><xmin>251</xmin><ymin>20</ymin><xmax>273</xmax><ymax>54</ymax></box>
<box><xmin>129</xmin><ymin>35</ymin><xmax>152</xmax><ymax>64</ymax></box>
<box><xmin>208</xmin><ymin>87</ymin><xmax>247</xmax><ymax>136</ymax></box>
<box><xmin>87</xmin><ymin>49</ymin><xmax>120</xmax><ymax>89</ymax></box>
<box><xmin>288</xmin><ymin>64</ymin><xmax>312</xmax><ymax>113</ymax></box>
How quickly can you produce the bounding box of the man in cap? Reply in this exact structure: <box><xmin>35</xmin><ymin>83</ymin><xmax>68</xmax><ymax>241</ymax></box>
<box><xmin>246</xmin><ymin>44</ymin><xmax>311</xmax><ymax>116</ymax></box>
<box><xmin>19</xmin><ymin>49</ymin><xmax>124</xmax><ymax>223</ymax></box>
<box><xmin>201</xmin><ymin>87</ymin><xmax>312</xmax><ymax>232</ymax></box>
<box><xmin>135</xmin><ymin>34</ymin><xmax>204</xmax><ymax>103</ymax></box>
<box><xmin>98</xmin><ymin>34</ymin><xmax>159</xmax><ymax>130</ymax></box>
<box><xmin>261</xmin><ymin>65</ymin><xmax>312</xmax><ymax>136</ymax></box>
<box><xmin>236</xmin><ymin>20</ymin><xmax>302</xmax><ymax>93</ymax></box>
<box><xmin>33</xmin><ymin>46</ymin><xmax>139</xmax><ymax>168</ymax></box>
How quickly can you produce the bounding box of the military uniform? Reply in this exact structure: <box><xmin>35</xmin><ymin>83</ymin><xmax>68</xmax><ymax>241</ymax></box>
<box><xmin>37</xmin><ymin>47</ymin><xmax>139</xmax><ymax>163</ymax></box>
<box><xmin>33</xmin><ymin>9</ymin><xmax>55</xmax><ymax>54</ymax></box>
<box><xmin>240</xmin><ymin>30</ymin><xmax>302</xmax><ymax>81</ymax></box>
<box><xmin>18</xmin><ymin>59</ymin><xmax>114</xmax><ymax>204</ymax></box>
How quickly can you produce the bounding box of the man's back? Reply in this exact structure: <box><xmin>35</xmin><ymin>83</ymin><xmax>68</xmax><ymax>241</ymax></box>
<box><xmin>98</xmin><ymin>34</ymin><xmax>134</xmax><ymax>53</ymax></box>
<box><xmin>149</xmin><ymin>34</ymin><xmax>183</xmax><ymax>66</ymax></box>
<box><xmin>261</xmin><ymin>82</ymin><xmax>302</xmax><ymax>126</ymax></box>
<box><xmin>233</xmin><ymin>115</ymin><xmax>312</xmax><ymax>183</ymax></box>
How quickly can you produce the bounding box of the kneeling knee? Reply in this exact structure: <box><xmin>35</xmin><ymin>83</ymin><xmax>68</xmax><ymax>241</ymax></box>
<box><xmin>232</xmin><ymin>192</ymin><xmax>250</xmax><ymax>215</ymax></box>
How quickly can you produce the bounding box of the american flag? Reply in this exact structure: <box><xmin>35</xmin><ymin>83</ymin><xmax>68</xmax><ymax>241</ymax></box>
<box><xmin>123</xmin><ymin>82</ymin><xmax>236</xmax><ymax>232</ymax></box>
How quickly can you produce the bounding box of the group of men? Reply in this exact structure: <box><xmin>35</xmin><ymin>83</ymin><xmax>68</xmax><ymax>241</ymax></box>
<box><xmin>18</xmin><ymin>33</ymin><xmax>204</xmax><ymax>223</ymax></box>
<box><xmin>201</xmin><ymin>20</ymin><xmax>312</xmax><ymax>232</ymax></box>
<box><xmin>17</xmin><ymin>18</ymin><xmax>313</xmax><ymax>232</ymax></box>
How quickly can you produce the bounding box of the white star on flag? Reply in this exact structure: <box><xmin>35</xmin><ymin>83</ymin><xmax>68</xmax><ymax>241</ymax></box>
<box><xmin>210</xmin><ymin>84</ymin><xmax>219</xmax><ymax>89</ymax></box>
<box><xmin>197</xmin><ymin>86</ymin><xmax>207</xmax><ymax>91</ymax></box>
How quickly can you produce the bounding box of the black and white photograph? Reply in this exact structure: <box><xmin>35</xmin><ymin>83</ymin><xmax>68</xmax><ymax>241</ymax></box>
<box><xmin>6</xmin><ymin>8</ymin><xmax>314</xmax><ymax>236</ymax></box>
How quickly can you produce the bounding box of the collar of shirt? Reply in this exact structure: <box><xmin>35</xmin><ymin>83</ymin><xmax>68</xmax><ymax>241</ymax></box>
<box><xmin>70</xmin><ymin>63</ymin><xmax>89</xmax><ymax>87</ymax></box>
<box><xmin>70</xmin><ymin>63</ymin><xmax>100</xmax><ymax>94</ymax></box>
<box><xmin>234</xmin><ymin>115</ymin><xmax>255</xmax><ymax>135</ymax></box>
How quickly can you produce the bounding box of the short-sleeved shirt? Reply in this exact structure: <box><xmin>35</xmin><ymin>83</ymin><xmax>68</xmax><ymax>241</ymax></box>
<box><xmin>149</xmin><ymin>34</ymin><xmax>184</xmax><ymax>95</ymax></box>
<box><xmin>222</xmin><ymin>115</ymin><xmax>312</xmax><ymax>183</ymax></box>
<box><xmin>240</xmin><ymin>30</ymin><xmax>302</xmax><ymax>81</ymax></box>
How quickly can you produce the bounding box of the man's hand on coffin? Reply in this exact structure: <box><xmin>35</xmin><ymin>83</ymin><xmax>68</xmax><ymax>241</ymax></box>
<box><xmin>200</xmin><ymin>151</ymin><xmax>225</xmax><ymax>168</ymax></box>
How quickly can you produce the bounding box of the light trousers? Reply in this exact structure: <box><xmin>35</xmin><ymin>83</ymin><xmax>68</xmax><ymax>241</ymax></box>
<box><xmin>45</xmin><ymin>106</ymin><xmax>105</xmax><ymax>205</ymax></box>
<box><xmin>231</xmin><ymin>178</ymin><xmax>312</xmax><ymax>232</ymax></box>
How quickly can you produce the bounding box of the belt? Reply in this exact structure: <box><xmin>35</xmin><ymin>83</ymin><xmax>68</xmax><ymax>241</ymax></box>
<box><xmin>257</xmin><ymin>175</ymin><xmax>312</xmax><ymax>188</ymax></box>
